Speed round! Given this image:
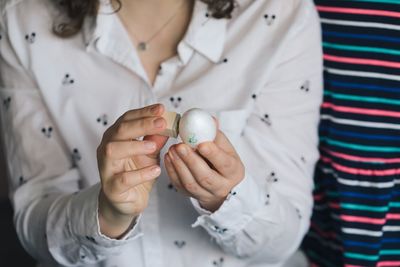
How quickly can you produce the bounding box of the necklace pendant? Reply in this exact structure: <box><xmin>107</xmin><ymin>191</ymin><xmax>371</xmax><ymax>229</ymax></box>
<box><xmin>138</xmin><ymin>42</ymin><xmax>147</xmax><ymax>51</ymax></box>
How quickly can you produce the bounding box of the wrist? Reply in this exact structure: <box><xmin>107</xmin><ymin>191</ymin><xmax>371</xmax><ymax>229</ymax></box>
<box><xmin>199</xmin><ymin>197</ymin><xmax>225</xmax><ymax>213</ymax></box>
<box><xmin>98</xmin><ymin>190</ymin><xmax>138</xmax><ymax>239</ymax></box>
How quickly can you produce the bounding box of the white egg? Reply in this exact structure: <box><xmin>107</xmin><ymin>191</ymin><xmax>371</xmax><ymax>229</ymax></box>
<box><xmin>179</xmin><ymin>108</ymin><xmax>217</xmax><ymax>148</ymax></box>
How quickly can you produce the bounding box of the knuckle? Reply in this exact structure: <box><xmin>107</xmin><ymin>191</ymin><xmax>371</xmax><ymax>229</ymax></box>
<box><xmin>116</xmin><ymin>122</ymin><xmax>127</xmax><ymax>135</ymax></box>
<box><xmin>138</xmin><ymin>169</ymin><xmax>146</xmax><ymax>182</ymax></box>
<box><xmin>215</xmin><ymin>188</ymin><xmax>228</xmax><ymax>199</ymax></box>
<box><xmin>143</xmin><ymin>118</ymin><xmax>153</xmax><ymax>130</ymax></box>
<box><xmin>141</xmin><ymin>118</ymin><xmax>148</xmax><ymax>128</ymax></box>
<box><xmin>183</xmin><ymin>182</ymin><xmax>198</xmax><ymax>192</ymax></box>
<box><xmin>198</xmin><ymin>175</ymin><xmax>212</xmax><ymax>187</ymax></box>
<box><xmin>120</xmin><ymin>173</ymin><xmax>130</xmax><ymax>186</ymax></box>
<box><xmin>222</xmin><ymin>157</ymin><xmax>235</xmax><ymax>170</ymax></box>
<box><xmin>120</xmin><ymin>112</ymin><xmax>128</xmax><ymax>121</ymax></box>
<box><xmin>104</xmin><ymin>143</ymin><xmax>114</xmax><ymax>158</ymax></box>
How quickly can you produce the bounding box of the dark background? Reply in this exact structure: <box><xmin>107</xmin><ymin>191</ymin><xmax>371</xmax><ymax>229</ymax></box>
<box><xmin>0</xmin><ymin>143</ymin><xmax>36</xmax><ymax>266</ymax></box>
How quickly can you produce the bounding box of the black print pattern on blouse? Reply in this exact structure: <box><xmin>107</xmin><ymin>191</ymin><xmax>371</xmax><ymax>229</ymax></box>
<box><xmin>3</xmin><ymin>97</ymin><xmax>11</xmax><ymax>110</ymax></box>
<box><xmin>42</xmin><ymin>127</ymin><xmax>53</xmax><ymax>138</ymax></box>
<box><xmin>261</xmin><ymin>114</ymin><xmax>271</xmax><ymax>126</ymax></box>
<box><xmin>295</xmin><ymin>208</ymin><xmax>302</xmax><ymax>219</ymax></box>
<box><xmin>25</xmin><ymin>32</ymin><xmax>36</xmax><ymax>44</ymax></box>
<box><xmin>265</xmin><ymin>172</ymin><xmax>278</xmax><ymax>205</ymax></box>
<box><xmin>301</xmin><ymin>80</ymin><xmax>310</xmax><ymax>92</ymax></box>
<box><xmin>62</xmin><ymin>74</ymin><xmax>75</xmax><ymax>85</ymax></box>
<box><xmin>167</xmin><ymin>183</ymin><xmax>178</xmax><ymax>192</ymax></box>
<box><xmin>252</xmin><ymin>94</ymin><xmax>257</xmax><ymax>100</ymax></box>
<box><xmin>202</xmin><ymin>12</ymin><xmax>212</xmax><ymax>26</ymax></box>
<box><xmin>212</xmin><ymin>225</ymin><xmax>228</xmax><ymax>234</ymax></box>
<box><xmin>213</xmin><ymin>257</ymin><xmax>224</xmax><ymax>267</ymax></box>
<box><xmin>174</xmin><ymin>240</ymin><xmax>186</xmax><ymax>248</ymax></box>
<box><xmin>0</xmin><ymin>33</ymin><xmax>2</xmax><ymax>40</ymax></box>
<box><xmin>71</xmin><ymin>148</ymin><xmax>82</xmax><ymax>167</ymax></box>
<box><xmin>226</xmin><ymin>190</ymin><xmax>237</xmax><ymax>201</ymax></box>
<box><xmin>265</xmin><ymin>193</ymin><xmax>270</xmax><ymax>205</ymax></box>
<box><xmin>97</xmin><ymin>114</ymin><xmax>108</xmax><ymax>126</ymax></box>
<box><xmin>263</xmin><ymin>14</ymin><xmax>276</xmax><ymax>26</ymax></box>
<box><xmin>19</xmin><ymin>176</ymin><xmax>26</xmax><ymax>186</ymax></box>
<box><xmin>267</xmin><ymin>172</ymin><xmax>278</xmax><ymax>183</ymax></box>
<box><xmin>217</xmin><ymin>58</ymin><xmax>229</xmax><ymax>65</ymax></box>
<box><xmin>85</xmin><ymin>236</ymin><xmax>97</xmax><ymax>244</ymax></box>
<box><xmin>170</xmin><ymin>96</ymin><xmax>182</xmax><ymax>109</ymax></box>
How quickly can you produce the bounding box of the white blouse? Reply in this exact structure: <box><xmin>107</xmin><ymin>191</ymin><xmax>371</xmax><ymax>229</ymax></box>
<box><xmin>0</xmin><ymin>0</ymin><xmax>322</xmax><ymax>266</ymax></box>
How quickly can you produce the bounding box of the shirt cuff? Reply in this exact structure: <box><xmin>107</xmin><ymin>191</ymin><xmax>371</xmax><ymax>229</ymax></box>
<box><xmin>68</xmin><ymin>183</ymin><xmax>143</xmax><ymax>257</ymax></box>
<box><xmin>191</xmin><ymin>172</ymin><xmax>280</xmax><ymax>240</ymax></box>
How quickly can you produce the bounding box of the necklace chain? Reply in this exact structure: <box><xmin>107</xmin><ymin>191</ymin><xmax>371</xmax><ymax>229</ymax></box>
<box><xmin>130</xmin><ymin>1</ymin><xmax>186</xmax><ymax>52</ymax></box>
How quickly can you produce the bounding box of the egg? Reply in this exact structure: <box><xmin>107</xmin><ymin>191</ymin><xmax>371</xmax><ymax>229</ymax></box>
<box><xmin>179</xmin><ymin>108</ymin><xmax>217</xmax><ymax>148</ymax></box>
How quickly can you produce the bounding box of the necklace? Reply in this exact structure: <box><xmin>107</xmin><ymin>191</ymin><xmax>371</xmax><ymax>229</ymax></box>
<box><xmin>130</xmin><ymin>1</ymin><xmax>186</xmax><ymax>52</ymax></box>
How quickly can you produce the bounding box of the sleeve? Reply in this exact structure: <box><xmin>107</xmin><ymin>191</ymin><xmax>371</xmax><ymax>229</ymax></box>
<box><xmin>190</xmin><ymin>1</ymin><xmax>323</xmax><ymax>264</ymax></box>
<box><xmin>0</xmin><ymin>7</ymin><xmax>142</xmax><ymax>266</ymax></box>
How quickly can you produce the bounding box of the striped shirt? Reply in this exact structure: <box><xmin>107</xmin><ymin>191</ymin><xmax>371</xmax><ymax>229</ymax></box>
<box><xmin>302</xmin><ymin>1</ymin><xmax>400</xmax><ymax>267</ymax></box>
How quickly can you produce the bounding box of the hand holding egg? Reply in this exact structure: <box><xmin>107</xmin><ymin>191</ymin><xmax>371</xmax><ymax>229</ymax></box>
<box><xmin>163</xmin><ymin>108</ymin><xmax>245</xmax><ymax>212</ymax></box>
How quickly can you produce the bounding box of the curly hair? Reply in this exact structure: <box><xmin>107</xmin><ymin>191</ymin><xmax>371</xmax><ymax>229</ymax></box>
<box><xmin>54</xmin><ymin>0</ymin><xmax>235</xmax><ymax>38</ymax></box>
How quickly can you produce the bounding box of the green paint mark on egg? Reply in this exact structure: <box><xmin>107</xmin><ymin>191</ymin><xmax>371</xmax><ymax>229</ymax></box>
<box><xmin>188</xmin><ymin>133</ymin><xmax>198</xmax><ymax>145</ymax></box>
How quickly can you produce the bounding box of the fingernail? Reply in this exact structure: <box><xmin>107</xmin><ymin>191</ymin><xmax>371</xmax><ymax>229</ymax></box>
<box><xmin>154</xmin><ymin>118</ymin><xmax>164</xmax><ymax>128</ymax></box>
<box><xmin>177</xmin><ymin>145</ymin><xmax>187</xmax><ymax>156</ymax></box>
<box><xmin>144</xmin><ymin>141</ymin><xmax>156</xmax><ymax>150</ymax></box>
<box><xmin>151</xmin><ymin>166</ymin><xmax>161</xmax><ymax>175</ymax></box>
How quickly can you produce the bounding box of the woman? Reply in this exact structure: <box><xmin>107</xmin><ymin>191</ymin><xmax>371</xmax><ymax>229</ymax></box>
<box><xmin>0</xmin><ymin>0</ymin><xmax>322</xmax><ymax>266</ymax></box>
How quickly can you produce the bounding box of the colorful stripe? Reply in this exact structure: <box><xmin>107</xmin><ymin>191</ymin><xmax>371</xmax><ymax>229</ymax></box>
<box><xmin>323</xmin><ymin>42</ymin><xmax>400</xmax><ymax>56</ymax></box>
<box><xmin>322</xmin><ymin>102</ymin><xmax>400</xmax><ymax>118</ymax></box>
<box><xmin>317</xmin><ymin>6</ymin><xmax>400</xmax><ymax>18</ymax></box>
<box><xmin>324</xmin><ymin>54</ymin><xmax>400</xmax><ymax>69</ymax></box>
<box><xmin>323</xmin><ymin>148</ymin><xmax>395</xmax><ymax>163</ymax></box>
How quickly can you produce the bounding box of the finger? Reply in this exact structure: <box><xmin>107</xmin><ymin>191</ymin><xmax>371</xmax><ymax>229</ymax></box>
<box><xmin>168</xmin><ymin>146</ymin><xmax>211</xmax><ymax>198</ymax></box>
<box><xmin>175</xmin><ymin>143</ymin><xmax>227</xmax><ymax>193</ymax></box>
<box><xmin>107</xmin><ymin>165</ymin><xmax>161</xmax><ymax>197</ymax></box>
<box><xmin>113</xmin><ymin>116</ymin><xmax>166</xmax><ymax>141</ymax></box>
<box><xmin>118</xmin><ymin>104</ymin><xmax>164</xmax><ymax>122</ymax></box>
<box><xmin>164</xmin><ymin>153</ymin><xmax>185</xmax><ymax>193</ymax></box>
<box><xmin>197</xmin><ymin>140</ymin><xmax>239</xmax><ymax>178</ymax></box>
<box><xmin>143</xmin><ymin>134</ymin><xmax>170</xmax><ymax>159</ymax></box>
<box><xmin>104</xmin><ymin>140</ymin><xmax>157</xmax><ymax>159</ymax></box>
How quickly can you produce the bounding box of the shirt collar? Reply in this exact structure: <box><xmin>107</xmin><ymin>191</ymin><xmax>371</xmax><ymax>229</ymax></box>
<box><xmin>83</xmin><ymin>0</ymin><xmax>228</xmax><ymax>64</ymax></box>
<box><xmin>181</xmin><ymin>0</ymin><xmax>228</xmax><ymax>63</ymax></box>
